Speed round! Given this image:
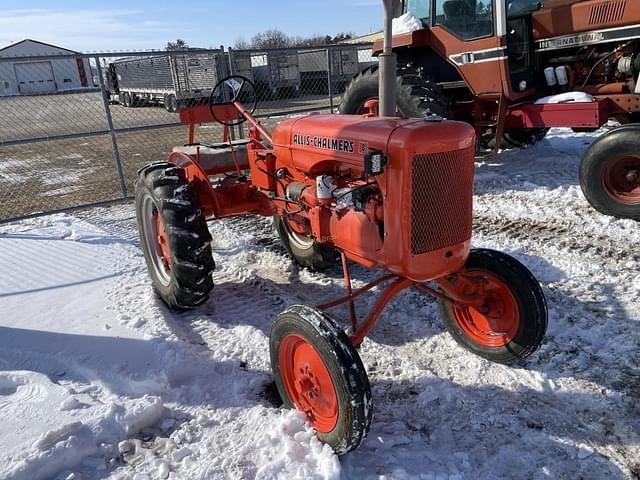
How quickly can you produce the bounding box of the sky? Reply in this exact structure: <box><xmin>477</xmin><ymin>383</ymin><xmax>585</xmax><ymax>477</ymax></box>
<box><xmin>0</xmin><ymin>0</ymin><xmax>383</xmax><ymax>53</ymax></box>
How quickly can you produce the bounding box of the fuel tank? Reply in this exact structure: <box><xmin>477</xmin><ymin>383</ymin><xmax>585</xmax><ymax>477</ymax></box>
<box><xmin>272</xmin><ymin>114</ymin><xmax>477</xmax><ymax>282</ymax></box>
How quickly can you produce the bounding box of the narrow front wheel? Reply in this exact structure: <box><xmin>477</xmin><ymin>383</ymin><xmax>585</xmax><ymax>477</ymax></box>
<box><xmin>439</xmin><ymin>249</ymin><xmax>548</xmax><ymax>364</ymax></box>
<box><xmin>270</xmin><ymin>305</ymin><xmax>372</xmax><ymax>454</ymax></box>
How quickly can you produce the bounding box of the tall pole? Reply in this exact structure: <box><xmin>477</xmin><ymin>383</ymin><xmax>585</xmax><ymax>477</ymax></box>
<box><xmin>379</xmin><ymin>0</ymin><xmax>398</xmax><ymax>117</ymax></box>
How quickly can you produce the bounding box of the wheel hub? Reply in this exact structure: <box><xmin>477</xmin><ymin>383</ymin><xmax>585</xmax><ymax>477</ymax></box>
<box><xmin>154</xmin><ymin>211</ymin><xmax>172</xmax><ymax>270</ymax></box>
<box><xmin>603</xmin><ymin>155</ymin><xmax>640</xmax><ymax>205</ymax></box>
<box><xmin>279</xmin><ymin>334</ymin><xmax>338</xmax><ymax>432</ymax></box>
<box><xmin>452</xmin><ymin>270</ymin><xmax>521</xmax><ymax>347</ymax></box>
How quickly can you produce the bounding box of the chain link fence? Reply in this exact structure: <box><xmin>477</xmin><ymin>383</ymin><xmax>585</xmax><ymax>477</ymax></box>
<box><xmin>0</xmin><ymin>43</ymin><xmax>375</xmax><ymax>223</ymax></box>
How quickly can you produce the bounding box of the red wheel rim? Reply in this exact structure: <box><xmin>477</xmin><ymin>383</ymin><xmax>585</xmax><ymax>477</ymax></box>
<box><xmin>279</xmin><ymin>334</ymin><xmax>338</xmax><ymax>433</ymax></box>
<box><xmin>154</xmin><ymin>210</ymin><xmax>173</xmax><ymax>270</ymax></box>
<box><xmin>451</xmin><ymin>270</ymin><xmax>520</xmax><ymax>348</ymax></box>
<box><xmin>602</xmin><ymin>155</ymin><xmax>640</xmax><ymax>206</ymax></box>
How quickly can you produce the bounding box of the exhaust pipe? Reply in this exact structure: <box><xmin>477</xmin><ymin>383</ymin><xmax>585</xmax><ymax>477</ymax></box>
<box><xmin>379</xmin><ymin>0</ymin><xmax>399</xmax><ymax>117</ymax></box>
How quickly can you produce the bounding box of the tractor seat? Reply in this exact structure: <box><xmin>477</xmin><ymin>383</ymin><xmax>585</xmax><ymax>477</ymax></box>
<box><xmin>172</xmin><ymin>141</ymin><xmax>250</xmax><ymax>173</ymax></box>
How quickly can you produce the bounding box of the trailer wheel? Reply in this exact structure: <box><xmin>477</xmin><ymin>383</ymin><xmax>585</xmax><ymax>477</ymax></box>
<box><xmin>579</xmin><ymin>124</ymin><xmax>640</xmax><ymax>219</ymax></box>
<box><xmin>270</xmin><ymin>305</ymin><xmax>372</xmax><ymax>454</ymax></box>
<box><xmin>273</xmin><ymin>215</ymin><xmax>339</xmax><ymax>271</ymax></box>
<box><xmin>164</xmin><ymin>94</ymin><xmax>178</xmax><ymax>113</ymax></box>
<box><xmin>339</xmin><ymin>66</ymin><xmax>451</xmax><ymax>119</ymax></box>
<box><xmin>438</xmin><ymin>249</ymin><xmax>547</xmax><ymax>365</ymax></box>
<box><xmin>135</xmin><ymin>162</ymin><xmax>215</xmax><ymax>309</ymax></box>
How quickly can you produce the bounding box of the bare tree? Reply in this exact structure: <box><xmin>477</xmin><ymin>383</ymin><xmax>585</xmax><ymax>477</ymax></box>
<box><xmin>233</xmin><ymin>38</ymin><xmax>251</xmax><ymax>50</ymax></box>
<box><xmin>251</xmin><ymin>29</ymin><xmax>291</xmax><ymax>49</ymax></box>
<box><xmin>166</xmin><ymin>38</ymin><xmax>188</xmax><ymax>50</ymax></box>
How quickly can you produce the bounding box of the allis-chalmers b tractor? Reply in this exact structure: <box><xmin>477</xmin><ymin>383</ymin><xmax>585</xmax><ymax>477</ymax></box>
<box><xmin>134</xmin><ymin>1</ymin><xmax>547</xmax><ymax>454</ymax></box>
<box><xmin>340</xmin><ymin>0</ymin><xmax>640</xmax><ymax>219</ymax></box>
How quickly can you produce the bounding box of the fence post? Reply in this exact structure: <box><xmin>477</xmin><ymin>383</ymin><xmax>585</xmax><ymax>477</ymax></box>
<box><xmin>227</xmin><ymin>46</ymin><xmax>244</xmax><ymax>140</ymax></box>
<box><xmin>327</xmin><ymin>47</ymin><xmax>334</xmax><ymax>114</ymax></box>
<box><xmin>95</xmin><ymin>56</ymin><xmax>128</xmax><ymax>198</ymax></box>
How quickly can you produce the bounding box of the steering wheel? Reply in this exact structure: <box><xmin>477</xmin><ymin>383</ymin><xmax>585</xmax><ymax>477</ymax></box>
<box><xmin>208</xmin><ymin>75</ymin><xmax>257</xmax><ymax>127</ymax></box>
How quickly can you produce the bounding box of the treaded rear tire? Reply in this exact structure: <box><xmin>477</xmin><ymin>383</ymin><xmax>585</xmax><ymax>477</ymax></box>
<box><xmin>135</xmin><ymin>162</ymin><xmax>215</xmax><ymax>309</ymax></box>
<box><xmin>339</xmin><ymin>66</ymin><xmax>451</xmax><ymax>118</ymax></box>
<box><xmin>273</xmin><ymin>215</ymin><xmax>339</xmax><ymax>271</ymax></box>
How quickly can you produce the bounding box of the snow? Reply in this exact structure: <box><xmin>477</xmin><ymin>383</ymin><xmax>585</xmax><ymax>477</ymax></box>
<box><xmin>392</xmin><ymin>13</ymin><xmax>423</xmax><ymax>35</ymax></box>
<box><xmin>0</xmin><ymin>126</ymin><xmax>638</xmax><ymax>479</ymax></box>
<box><xmin>534</xmin><ymin>92</ymin><xmax>595</xmax><ymax>104</ymax></box>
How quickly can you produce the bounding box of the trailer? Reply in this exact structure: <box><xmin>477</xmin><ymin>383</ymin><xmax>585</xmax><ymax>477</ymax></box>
<box><xmin>106</xmin><ymin>52</ymin><xmax>224</xmax><ymax>112</ymax></box>
<box><xmin>298</xmin><ymin>46</ymin><xmax>359</xmax><ymax>94</ymax></box>
<box><xmin>227</xmin><ymin>50</ymin><xmax>254</xmax><ymax>82</ymax></box>
<box><xmin>251</xmin><ymin>51</ymin><xmax>300</xmax><ymax>99</ymax></box>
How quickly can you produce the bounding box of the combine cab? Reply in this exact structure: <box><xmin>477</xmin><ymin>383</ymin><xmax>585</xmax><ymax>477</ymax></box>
<box><xmin>341</xmin><ymin>0</ymin><xmax>640</xmax><ymax>219</ymax></box>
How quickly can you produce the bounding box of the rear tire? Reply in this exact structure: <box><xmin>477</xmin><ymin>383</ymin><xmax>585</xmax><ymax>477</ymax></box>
<box><xmin>135</xmin><ymin>162</ymin><xmax>215</xmax><ymax>309</ymax></box>
<box><xmin>579</xmin><ymin>124</ymin><xmax>640</xmax><ymax>219</ymax></box>
<box><xmin>270</xmin><ymin>305</ymin><xmax>372</xmax><ymax>454</ymax></box>
<box><xmin>438</xmin><ymin>249</ymin><xmax>547</xmax><ymax>364</ymax></box>
<box><xmin>339</xmin><ymin>66</ymin><xmax>451</xmax><ymax>118</ymax></box>
<box><xmin>273</xmin><ymin>215</ymin><xmax>339</xmax><ymax>271</ymax></box>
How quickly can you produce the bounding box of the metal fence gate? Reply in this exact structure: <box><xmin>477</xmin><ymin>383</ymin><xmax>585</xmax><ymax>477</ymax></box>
<box><xmin>0</xmin><ymin>43</ymin><xmax>374</xmax><ymax>223</ymax></box>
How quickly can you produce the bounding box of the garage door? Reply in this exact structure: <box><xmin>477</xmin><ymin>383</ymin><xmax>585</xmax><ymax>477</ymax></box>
<box><xmin>15</xmin><ymin>61</ymin><xmax>56</xmax><ymax>94</ymax></box>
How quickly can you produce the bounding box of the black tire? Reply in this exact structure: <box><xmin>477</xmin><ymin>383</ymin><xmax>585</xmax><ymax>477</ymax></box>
<box><xmin>122</xmin><ymin>91</ymin><xmax>131</xmax><ymax>107</ymax></box>
<box><xmin>339</xmin><ymin>66</ymin><xmax>451</xmax><ymax>119</ymax></box>
<box><xmin>438</xmin><ymin>249</ymin><xmax>548</xmax><ymax>364</ymax></box>
<box><xmin>164</xmin><ymin>94</ymin><xmax>177</xmax><ymax>113</ymax></box>
<box><xmin>502</xmin><ymin>128</ymin><xmax>549</xmax><ymax>148</ymax></box>
<box><xmin>273</xmin><ymin>215</ymin><xmax>339</xmax><ymax>270</ymax></box>
<box><xmin>135</xmin><ymin>162</ymin><xmax>215</xmax><ymax>309</ymax></box>
<box><xmin>270</xmin><ymin>305</ymin><xmax>372</xmax><ymax>454</ymax></box>
<box><xmin>579</xmin><ymin>124</ymin><xmax>640</xmax><ymax>220</ymax></box>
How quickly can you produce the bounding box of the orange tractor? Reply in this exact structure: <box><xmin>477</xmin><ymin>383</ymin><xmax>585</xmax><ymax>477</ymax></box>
<box><xmin>341</xmin><ymin>0</ymin><xmax>640</xmax><ymax>219</ymax></box>
<box><xmin>134</xmin><ymin>1</ymin><xmax>547</xmax><ymax>453</ymax></box>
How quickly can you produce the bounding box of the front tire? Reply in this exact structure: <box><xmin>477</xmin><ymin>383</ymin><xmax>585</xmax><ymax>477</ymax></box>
<box><xmin>339</xmin><ymin>66</ymin><xmax>451</xmax><ymax>118</ymax></box>
<box><xmin>579</xmin><ymin>124</ymin><xmax>640</xmax><ymax>219</ymax></box>
<box><xmin>270</xmin><ymin>305</ymin><xmax>372</xmax><ymax>454</ymax></box>
<box><xmin>135</xmin><ymin>162</ymin><xmax>215</xmax><ymax>309</ymax></box>
<box><xmin>273</xmin><ymin>215</ymin><xmax>338</xmax><ymax>270</ymax></box>
<box><xmin>439</xmin><ymin>249</ymin><xmax>547</xmax><ymax>364</ymax></box>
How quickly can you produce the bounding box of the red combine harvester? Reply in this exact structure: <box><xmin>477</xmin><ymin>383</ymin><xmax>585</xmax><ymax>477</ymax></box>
<box><xmin>134</xmin><ymin>1</ymin><xmax>547</xmax><ymax>454</ymax></box>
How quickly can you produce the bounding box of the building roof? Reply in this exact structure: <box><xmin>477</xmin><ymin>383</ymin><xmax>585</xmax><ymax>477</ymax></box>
<box><xmin>341</xmin><ymin>31</ymin><xmax>383</xmax><ymax>44</ymax></box>
<box><xmin>0</xmin><ymin>39</ymin><xmax>79</xmax><ymax>54</ymax></box>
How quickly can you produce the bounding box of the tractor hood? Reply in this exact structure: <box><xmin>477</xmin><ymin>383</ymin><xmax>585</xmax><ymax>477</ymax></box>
<box><xmin>532</xmin><ymin>0</ymin><xmax>640</xmax><ymax>41</ymax></box>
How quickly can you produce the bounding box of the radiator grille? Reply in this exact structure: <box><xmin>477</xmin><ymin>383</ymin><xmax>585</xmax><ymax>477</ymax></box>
<box><xmin>589</xmin><ymin>0</ymin><xmax>626</xmax><ymax>25</ymax></box>
<box><xmin>410</xmin><ymin>147</ymin><xmax>474</xmax><ymax>255</ymax></box>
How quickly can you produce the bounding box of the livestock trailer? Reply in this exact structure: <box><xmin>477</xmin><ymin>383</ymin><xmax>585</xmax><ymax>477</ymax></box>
<box><xmin>298</xmin><ymin>46</ymin><xmax>359</xmax><ymax>94</ymax></box>
<box><xmin>251</xmin><ymin>51</ymin><xmax>300</xmax><ymax>99</ymax></box>
<box><xmin>106</xmin><ymin>52</ymin><xmax>224</xmax><ymax>112</ymax></box>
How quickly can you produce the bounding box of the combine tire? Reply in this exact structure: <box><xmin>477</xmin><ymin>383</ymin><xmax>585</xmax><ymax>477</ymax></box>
<box><xmin>579</xmin><ymin>124</ymin><xmax>640</xmax><ymax>220</ymax></box>
<box><xmin>339</xmin><ymin>66</ymin><xmax>451</xmax><ymax>118</ymax></box>
<box><xmin>270</xmin><ymin>305</ymin><xmax>372</xmax><ymax>454</ymax></box>
<box><xmin>274</xmin><ymin>215</ymin><xmax>339</xmax><ymax>270</ymax></box>
<box><xmin>135</xmin><ymin>162</ymin><xmax>215</xmax><ymax>309</ymax></box>
<box><xmin>438</xmin><ymin>249</ymin><xmax>547</xmax><ymax>364</ymax></box>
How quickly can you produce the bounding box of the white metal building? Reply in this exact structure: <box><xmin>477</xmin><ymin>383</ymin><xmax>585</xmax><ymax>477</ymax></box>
<box><xmin>0</xmin><ymin>39</ymin><xmax>94</xmax><ymax>96</ymax></box>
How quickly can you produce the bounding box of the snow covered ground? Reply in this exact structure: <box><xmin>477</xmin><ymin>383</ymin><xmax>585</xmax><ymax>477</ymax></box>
<box><xmin>0</xmin><ymin>128</ymin><xmax>638</xmax><ymax>479</ymax></box>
